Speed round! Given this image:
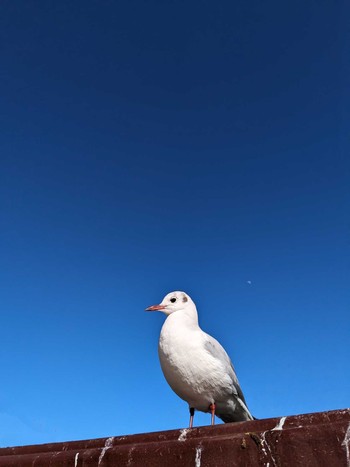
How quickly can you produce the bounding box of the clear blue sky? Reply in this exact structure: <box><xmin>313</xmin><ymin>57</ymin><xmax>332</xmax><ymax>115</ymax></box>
<box><xmin>1</xmin><ymin>0</ymin><xmax>349</xmax><ymax>447</ymax></box>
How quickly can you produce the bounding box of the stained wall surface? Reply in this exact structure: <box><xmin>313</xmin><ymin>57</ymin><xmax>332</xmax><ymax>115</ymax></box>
<box><xmin>0</xmin><ymin>409</ymin><xmax>349</xmax><ymax>466</ymax></box>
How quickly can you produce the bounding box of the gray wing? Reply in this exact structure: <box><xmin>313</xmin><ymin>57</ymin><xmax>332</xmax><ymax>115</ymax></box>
<box><xmin>203</xmin><ymin>333</ymin><xmax>249</xmax><ymax>406</ymax></box>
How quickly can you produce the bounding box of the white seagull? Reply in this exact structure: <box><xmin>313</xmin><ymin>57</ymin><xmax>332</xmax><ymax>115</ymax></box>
<box><xmin>146</xmin><ymin>291</ymin><xmax>254</xmax><ymax>427</ymax></box>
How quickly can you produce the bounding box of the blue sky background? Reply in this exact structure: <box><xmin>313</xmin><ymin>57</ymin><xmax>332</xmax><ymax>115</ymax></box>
<box><xmin>1</xmin><ymin>0</ymin><xmax>349</xmax><ymax>447</ymax></box>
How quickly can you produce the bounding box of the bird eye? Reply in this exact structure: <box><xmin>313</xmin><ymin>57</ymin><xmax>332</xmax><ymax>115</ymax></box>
<box><xmin>170</xmin><ymin>298</ymin><xmax>176</xmax><ymax>303</ymax></box>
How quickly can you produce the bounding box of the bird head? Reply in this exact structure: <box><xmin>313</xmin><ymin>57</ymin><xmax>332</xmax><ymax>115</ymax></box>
<box><xmin>145</xmin><ymin>291</ymin><xmax>194</xmax><ymax>316</ymax></box>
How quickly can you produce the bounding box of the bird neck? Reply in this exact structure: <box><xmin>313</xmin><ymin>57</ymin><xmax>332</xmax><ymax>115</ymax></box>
<box><xmin>166</xmin><ymin>305</ymin><xmax>199</xmax><ymax>329</ymax></box>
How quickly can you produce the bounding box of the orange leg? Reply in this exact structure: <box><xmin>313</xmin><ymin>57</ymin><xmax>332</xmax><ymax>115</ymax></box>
<box><xmin>209</xmin><ymin>403</ymin><xmax>216</xmax><ymax>426</ymax></box>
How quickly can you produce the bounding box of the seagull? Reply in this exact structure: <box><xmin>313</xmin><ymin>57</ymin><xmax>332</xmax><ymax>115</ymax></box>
<box><xmin>146</xmin><ymin>291</ymin><xmax>254</xmax><ymax>427</ymax></box>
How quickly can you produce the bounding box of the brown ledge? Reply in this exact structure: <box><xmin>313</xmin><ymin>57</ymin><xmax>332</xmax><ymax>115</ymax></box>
<box><xmin>0</xmin><ymin>409</ymin><xmax>349</xmax><ymax>466</ymax></box>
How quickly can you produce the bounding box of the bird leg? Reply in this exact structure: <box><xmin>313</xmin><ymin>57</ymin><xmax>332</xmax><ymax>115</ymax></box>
<box><xmin>189</xmin><ymin>407</ymin><xmax>195</xmax><ymax>428</ymax></box>
<box><xmin>209</xmin><ymin>403</ymin><xmax>216</xmax><ymax>425</ymax></box>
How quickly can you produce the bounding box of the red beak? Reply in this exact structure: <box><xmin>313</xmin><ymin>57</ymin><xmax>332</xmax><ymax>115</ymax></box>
<box><xmin>145</xmin><ymin>304</ymin><xmax>167</xmax><ymax>311</ymax></box>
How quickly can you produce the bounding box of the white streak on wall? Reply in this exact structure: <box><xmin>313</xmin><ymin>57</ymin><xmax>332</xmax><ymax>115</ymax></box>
<box><xmin>272</xmin><ymin>416</ymin><xmax>287</xmax><ymax>431</ymax></box>
<box><xmin>260</xmin><ymin>432</ymin><xmax>277</xmax><ymax>467</ymax></box>
<box><xmin>127</xmin><ymin>446</ymin><xmax>135</xmax><ymax>466</ymax></box>
<box><xmin>195</xmin><ymin>445</ymin><xmax>202</xmax><ymax>467</ymax></box>
<box><xmin>342</xmin><ymin>423</ymin><xmax>350</xmax><ymax>467</ymax></box>
<box><xmin>98</xmin><ymin>436</ymin><xmax>114</xmax><ymax>465</ymax></box>
<box><xmin>178</xmin><ymin>429</ymin><xmax>189</xmax><ymax>442</ymax></box>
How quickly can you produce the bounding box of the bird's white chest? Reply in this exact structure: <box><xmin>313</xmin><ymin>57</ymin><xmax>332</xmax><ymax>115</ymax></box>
<box><xmin>158</xmin><ymin>318</ymin><xmax>225</xmax><ymax>409</ymax></box>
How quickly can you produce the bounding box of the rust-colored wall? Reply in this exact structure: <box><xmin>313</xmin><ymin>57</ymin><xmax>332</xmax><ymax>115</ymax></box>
<box><xmin>0</xmin><ymin>409</ymin><xmax>349</xmax><ymax>466</ymax></box>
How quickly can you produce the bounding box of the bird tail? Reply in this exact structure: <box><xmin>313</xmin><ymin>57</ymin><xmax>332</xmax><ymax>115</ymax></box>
<box><xmin>219</xmin><ymin>397</ymin><xmax>254</xmax><ymax>423</ymax></box>
<box><xmin>237</xmin><ymin>396</ymin><xmax>254</xmax><ymax>421</ymax></box>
